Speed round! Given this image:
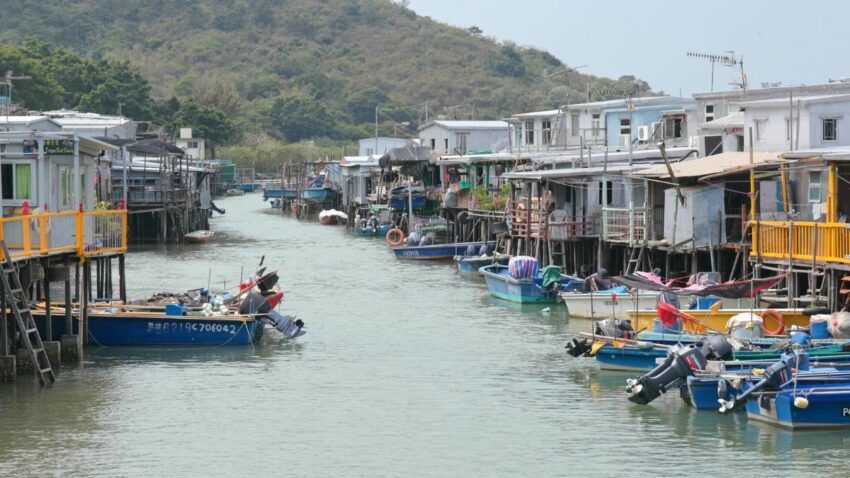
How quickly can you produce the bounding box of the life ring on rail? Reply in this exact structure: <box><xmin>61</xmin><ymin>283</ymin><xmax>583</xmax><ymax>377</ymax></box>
<box><xmin>386</xmin><ymin>228</ymin><xmax>405</xmax><ymax>247</ymax></box>
<box><xmin>762</xmin><ymin>309</ymin><xmax>785</xmax><ymax>335</ymax></box>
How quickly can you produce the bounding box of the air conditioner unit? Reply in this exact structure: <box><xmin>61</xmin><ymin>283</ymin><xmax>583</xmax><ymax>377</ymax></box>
<box><xmin>638</xmin><ymin>126</ymin><xmax>651</xmax><ymax>142</ymax></box>
<box><xmin>619</xmin><ymin>134</ymin><xmax>631</xmax><ymax>149</ymax></box>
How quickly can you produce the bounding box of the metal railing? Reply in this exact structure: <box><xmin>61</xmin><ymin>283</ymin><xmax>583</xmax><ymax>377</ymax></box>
<box><xmin>602</xmin><ymin>208</ymin><xmax>648</xmax><ymax>244</ymax></box>
<box><xmin>0</xmin><ymin>210</ymin><xmax>127</xmax><ymax>260</ymax></box>
<box><xmin>111</xmin><ymin>187</ymin><xmax>189</xmax><ymax>204</ymax></box>
<box><xmin>753</xmin><ymin>220</ymin><xmax>850</xmax><ymax>265</ymax></box>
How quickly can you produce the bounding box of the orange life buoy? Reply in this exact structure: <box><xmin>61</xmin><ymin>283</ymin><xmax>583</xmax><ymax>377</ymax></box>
<box><xmin>386</xmin><ymin>228</ymin><xmax>405</xmax><ymax>247</ymax></box>
<box><xmin>762</xmin><ymin>309</ymin><xmax>785</xmax><ymax>335</ymax></box>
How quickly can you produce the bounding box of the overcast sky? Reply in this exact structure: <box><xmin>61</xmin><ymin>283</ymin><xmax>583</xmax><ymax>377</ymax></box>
<box><xmin>409</xmin><ymin>0</ymin><xmax>846</xmax><ymax>96</ymax></box>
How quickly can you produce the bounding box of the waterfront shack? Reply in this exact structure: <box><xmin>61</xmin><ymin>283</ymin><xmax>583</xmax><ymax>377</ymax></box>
<box><xmin>0</xmin><ymin>131</ymin><xmax>129</xmax><ymax>380</ymax></box>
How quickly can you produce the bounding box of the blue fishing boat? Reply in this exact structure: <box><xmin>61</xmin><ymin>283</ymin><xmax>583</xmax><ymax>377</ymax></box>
<box><xmin>389</xmin><ymin>185</ymin><xmax>426</xmax><ymax>211</ymax></box>
<box><xmin>455</xmin><ymin>254</ymin><xmax>508</xmax><ymax>276</ymax></box>
<box><xmin>33</xmin><ymin>310</ymin><xmax>264</xmax><ymax>345</ymax></box>
<box><xmin>237</xmin><ymin>182</ymin><xmax>261</xmax><ymax>193</ymax></box>
<box><xmin>302</xmin><ymin>187</ymin><xmax>338</xmax><ymax>203</ymax></box>
<box><xmin>356</xmin><ymin>224</ymin><xmax>392</xmax><ymax>237</ymax></box>
<box><xmin>479</xmin><ymin>263</ymin><xmax>583</xmax><ymax>304</ymax></box>
<box><xmin>263</xmin><ymin>187</ymin><xmax>297</xmax><ymax>200</ymax></box>
<box><xmin>392</xmin><ymin>241</ymin><xmax>495</xmax><ymax>260</ymax></box>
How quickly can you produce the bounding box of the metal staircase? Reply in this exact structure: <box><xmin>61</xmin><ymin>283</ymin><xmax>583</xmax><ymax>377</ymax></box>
<box><xmin>0</xmin><ymin>241</ymin><xmax>55</xmax><ymax>385</ymax></box>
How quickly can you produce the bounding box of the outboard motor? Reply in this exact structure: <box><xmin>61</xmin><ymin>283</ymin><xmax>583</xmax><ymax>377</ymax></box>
<box><xmin>565</xmin><ymin>338</ymin><xmax>592</xmax><ymax>357</ymax></box>
<box><xmin>626</xmin><ymin>344</ymin><xmax>708</xmax><ymax>405</ymax></box>
<box><xmin>594</xmin><ymin>319</ymin><xmax>634</xmax><ymax>339</ymax></box>
<box><xmin>700</xmin><ymin>335</ymin><xmax>733</xmax><ymax>361</ymax></box>
<box><xmin>717</xmin><ymin>352</ymin><xmax>798</xmax><ymax>414</ymax></box>
<box><xmin>264</xmin><ymin>310</ymin><xmax>306</xmax><ymax>339</ymax></box>
<box><xmin>238</xmin><ymin>291</ymin><xmax>282</xmax><ymax>314</ymax></box>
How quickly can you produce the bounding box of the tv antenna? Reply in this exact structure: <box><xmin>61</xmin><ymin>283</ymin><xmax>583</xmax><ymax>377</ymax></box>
<box><xmin>3</xmin><ymin>70</ymin><xmax>32</xmax><ymax>115</ymax></box>
<box><xmin>686</xmin><ymin>51</ymin><xmax>746</xmax><ymax>92</ymax></box>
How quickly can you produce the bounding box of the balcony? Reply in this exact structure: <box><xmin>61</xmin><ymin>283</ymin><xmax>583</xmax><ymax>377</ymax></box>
<box><xmin>510</xmin><ymin>202</ymin><xmax>594</xmax><ymax>240</ymax></box>
<box><xmin>0</xmin><ymin>210</ymin><xmax>128</xmax><ymax>261</ymax></box>
<box><xmin>753</xmin><ymin>220</ymin><xmax>850</xmax><ymax>265</ymax></box>
<box><xmin>602</xmin><ymin>208</ymin><xmax>649</xmax><ymax>244</ymax></box>
<box><xmin>111</xmin><ymin>186</ymin><xmax>189</xmax><ymax>204</ymax></box>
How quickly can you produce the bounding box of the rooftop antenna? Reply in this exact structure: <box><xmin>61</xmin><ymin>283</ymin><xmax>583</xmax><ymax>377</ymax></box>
<box><xmin>3</xmin><ymin>70</ymin><xmax>32</xmax><ymax>117</ymax></box>
<box><xmin>686</xmin><ymin>51</ymin><xmax>746</xmax><ymax>92</ymax></box>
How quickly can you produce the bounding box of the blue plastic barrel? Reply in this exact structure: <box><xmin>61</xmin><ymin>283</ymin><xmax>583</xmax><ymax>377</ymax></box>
<box><xmin>810</xmin><ymin>319</ymin><xmax>831</xmax><ymax>339</ymax></box>
<box><xmin>165</xmin><ymin>303</ymin><xmax>185</xmax><ymax>316</ymax></box>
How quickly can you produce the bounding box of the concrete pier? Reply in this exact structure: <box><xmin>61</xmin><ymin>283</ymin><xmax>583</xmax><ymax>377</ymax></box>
<box><xmin>44</xmin><ymin>341</ymin><xmax>61</xmax><ymax>368</ymax></box>
<box><xmin>61</xmin><ymin>335</ymin><xmax>82</xmax><ymax>363</ymax></box>
<box><xmin>15</xmin><ymin>348</ymin><xmax>33</xmax><ymax>374</ymax></box>
<box><xmin>0</xmin><ymin>355</ymin><xmax>14</xmax><ymax>382</ymax></box>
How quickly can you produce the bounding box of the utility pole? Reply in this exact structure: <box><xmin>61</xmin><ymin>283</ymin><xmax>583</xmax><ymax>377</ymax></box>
<box><xmin>375</xmin><ymin>106</ymin><xmax>379</xmax><ymax>154</ymax></box>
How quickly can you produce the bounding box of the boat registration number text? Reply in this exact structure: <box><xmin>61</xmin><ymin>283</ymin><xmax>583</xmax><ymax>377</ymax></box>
<box><xmin>842</xmin><ymin>408</ymin><xmax>850</xmax><ymax>417</ymax></box>
<box><xmin>147</xmin><ymin>321</ymin><xmax>238</xmax><ymax>335</ymax></box>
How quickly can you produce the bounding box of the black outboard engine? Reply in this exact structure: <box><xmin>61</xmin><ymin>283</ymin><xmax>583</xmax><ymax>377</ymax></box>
<box><xmin>594</xmin><ymin>319</ymin><xmax>635</xmax><ymax>339</ymax></box>
<box><xmin>626</xmin><ymin>344</ymin><xmax>708</xmax><ymax>405</ymax></box>
<box><xmin>565</xmin><ymin>338</ymin><xmax>592</xmax><ymax>357</ymax></box>
<box><xmin>264</xmin><ymin>310</ymin><xmax>306</xmax><ymax>339</ymax></box>
<box><xmin>700</xmin><ymin>335</ymin><xmax>733</xmax><ymax>361</ymax></box>
<box><xmin>717</xmin><ymin>353</ymin><xmax>795</xmax><ymax>414</ymax></box>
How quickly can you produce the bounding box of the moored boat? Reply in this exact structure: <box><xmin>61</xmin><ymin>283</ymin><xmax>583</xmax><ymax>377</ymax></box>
<box><xmin>356</xmin><ymin>224</ymin><xmax>392</xmax><ymax>237</ymax></box>
<box><xmin>185</xmin><ymin>230</ymin><xmax>214</xmax><ymax>244</ymax></box>
<box><xmin>560</xmin><ymin>287</ymin><xmax>660</xmax><ymax>319</ymax></box>
<box><xmin>392</xmin><ymin>241</ymin><xmax>495</xmax><ymax>260</ymax></box>
<box><xmin>302</xmin><ymin>187</ymin><xmax>338</xmax><ymax>203</ymax></box>
<box><xmin>454</xmin><ymin>253</ymin><xmax>509</xmax><ymax>276</ymax></box>
<box><xmin>319</xmin><ymin>209</ymin><xmax>348</xmax><ymax>225</ymax></box>
<box><xmin>480</xmin><ymin>259</ymin><xmax>583</xmax><ymax>303</ymax></box>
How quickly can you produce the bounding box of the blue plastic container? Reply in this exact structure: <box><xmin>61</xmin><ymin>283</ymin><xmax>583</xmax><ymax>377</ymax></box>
<box><xmin>810</xmin><ymin>319</ymin><xmax>831</xmax><ymax>339</ymax></box>
<box><xmin>165</xmin><ymin>303</ymin><xmax>185</xmax><ymax>316</ymax></box>
<box><xmin>689</xmin><ymin>296</ymin><xmax>721</xmax><ymax>310</ymax></box>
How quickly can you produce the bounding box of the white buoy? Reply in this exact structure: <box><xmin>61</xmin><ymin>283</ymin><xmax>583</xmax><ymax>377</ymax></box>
<box><xmin>541</xmin><ymin>307</ymin><xmax>551</xmax><ymax>314</ymax></box>
<box><xmin>793</xmin><ymin>396</ymin><xmax>809</xmax><ymax>409</ymax></box>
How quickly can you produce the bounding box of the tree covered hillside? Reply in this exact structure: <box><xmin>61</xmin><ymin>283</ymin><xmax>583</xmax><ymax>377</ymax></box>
<box><xmin>0</xmin><ymin>0</ymin><xmax>650</xmax><ymax>157</ymax></box>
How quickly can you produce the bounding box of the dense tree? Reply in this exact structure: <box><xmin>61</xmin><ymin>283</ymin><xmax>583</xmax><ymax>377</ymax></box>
<box><xmin>168</xmin><ymin>99</ymin><xmax>236</xmax><ymax>145</ymax></box>
<box><xmin>487</xmin><ymin>46</ymin><xmax>526</xmax><ymax>78</ymax></box>
<box><xmin>268</xmin><ymin>96</ymin><xmax>335</xmax><ymax>142</ymax></box>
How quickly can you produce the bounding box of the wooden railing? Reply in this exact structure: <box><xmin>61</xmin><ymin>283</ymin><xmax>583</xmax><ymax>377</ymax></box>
<box><xmin>0</xmin><ymin>210</ymin><xmax>128</xmax><ymax>261</ymax></box>
<box><xmin>752</xmin><ymin>220</ymin><xmax>850</xmax><ymax>265</ymax></box>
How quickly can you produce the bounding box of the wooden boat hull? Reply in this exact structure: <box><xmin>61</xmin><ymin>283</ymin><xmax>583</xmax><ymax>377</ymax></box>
<box><xmin>237</xmin><ymin>183</ymin><xmax>261</xmax><ymax>192</ymax></box>
<box><xmin>355</xmin><ymin>225</ymin><xmax>392</xmax><ymax>237</ymax></box>
<box><xmin>560</xmin><ymin>290</ymin><xmax>660</xmax><ymax>319</ymax></box>
<box><xmin>480</xmin><ymin>264</ymin><xmax>583</xmax><ymax>303</ymax></box>
<box><xmin>263</xmin><ymin>188</ymin><xmax>297</xmax><ymax>200</ymax></box>
<box><xmin>302</xmin><ymin>188</ymin><xmax>337</xmax><ymax>203</ymax></box>
<box><xmin>628</xmin><ymin>308</ymin><xmax>810</xmax><ymax>335</ymax></box>
<box><xmin>392</xmin><ymin>241</ymin><xmax>495</xmax><ymax>260</ymax></box>
<box><xmin>33</xmin><ymin>311</ymin><xmax>263</xmax><ymax>346</ymax></box>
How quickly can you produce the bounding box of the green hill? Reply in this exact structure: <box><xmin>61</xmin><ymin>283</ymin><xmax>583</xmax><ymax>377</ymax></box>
<box><xmin>0</xmin><ymin>0</ymin><xmax>650</xmax><ymax>145</ymax></box>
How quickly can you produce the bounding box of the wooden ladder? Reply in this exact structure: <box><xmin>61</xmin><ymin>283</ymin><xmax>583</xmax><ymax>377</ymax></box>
<box><xmin>0</xmin><ymin>241</ymin><xmax>55</xmax><ymax>385</ymax></box>
<box><xmin>626</xmin><ymin>244</ymin><xmax>647</xmax><ymax>275</ymax></box>
<box><xmin>840</xmin><ymin>275</ymin><xmax>850</xmax><ymax>309</ymax></box>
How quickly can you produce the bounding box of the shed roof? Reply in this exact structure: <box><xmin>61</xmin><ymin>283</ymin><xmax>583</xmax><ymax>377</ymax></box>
<box><xmin>418</xmin><ymin>120</ymin><xmax>509</xmax><ymax>131</ymax></box>
<box><xmin>633</xmin><ymin>152</ymin><xmax>784</xmax><ymax>179</ymax></box>
<box><xmin>502</xmin><ymin>164</ymin><xmax>647</xmax><ymax>181</ymax></box>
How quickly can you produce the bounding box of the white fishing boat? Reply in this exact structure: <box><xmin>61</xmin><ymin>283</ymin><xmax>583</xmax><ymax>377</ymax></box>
<box><xmin>559</xmin><ymin>288</ymin><xmax>660</xmax><ymax>319</ymax></box>
<box><xmin>185</xmin><ymin>230</ymin><xmax>214</xmax><ymax>244</ymax></box>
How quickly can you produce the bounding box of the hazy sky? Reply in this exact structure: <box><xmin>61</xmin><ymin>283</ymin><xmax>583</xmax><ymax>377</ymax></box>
<box><xmin>409</xmin><ymin>0</ymin><xmax>846</xmax><ymax>96</ymax></box>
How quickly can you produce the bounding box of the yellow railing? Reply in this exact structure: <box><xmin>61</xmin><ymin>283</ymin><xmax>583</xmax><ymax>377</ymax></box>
<box><xmin>0</xmin><ymin>209</ymin><xmax>127</xmax><ymax>261</ymax></box>
<box><xmin>752</xmin><ymin>220</ymin><xmax>850</xmax><ymax>265</ymax></box>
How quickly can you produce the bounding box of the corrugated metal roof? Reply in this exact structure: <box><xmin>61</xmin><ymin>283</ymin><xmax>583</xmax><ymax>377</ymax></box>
<box><xmin>634</xmin><ymin>152</ymin><xmax>784</xmax><ymax>179</ymax></box>
<box><xmin>502</xmin><ymin>164</ymin><xmax>647</xmax><ymax>181</ymax></box>
<box><xmin>420</xmin><ymin>120</ymin><xmax>509</xmax><ymax>130</ymax></box>
<box><xmin>510</xmin><ymin>109</ymin><xmax>559</xmax><ymax>119</ymax></box>
<box><xmin>740</xmin><ymin>94</ymin><xmax>850</xmax><ymax>108</ymax></box>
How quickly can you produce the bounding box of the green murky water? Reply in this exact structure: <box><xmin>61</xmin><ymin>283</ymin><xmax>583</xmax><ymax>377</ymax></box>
<box><xmin>0</xmin><ymin>194</ymin><xmax>845</xmax><ymax>477</ymax></box>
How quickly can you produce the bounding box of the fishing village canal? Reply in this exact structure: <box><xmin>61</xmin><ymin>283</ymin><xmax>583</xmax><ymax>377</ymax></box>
<box><xmin>0</xmin><ymin>194</ymin><xmax>845</xmax><ymax>477</ymax></box>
